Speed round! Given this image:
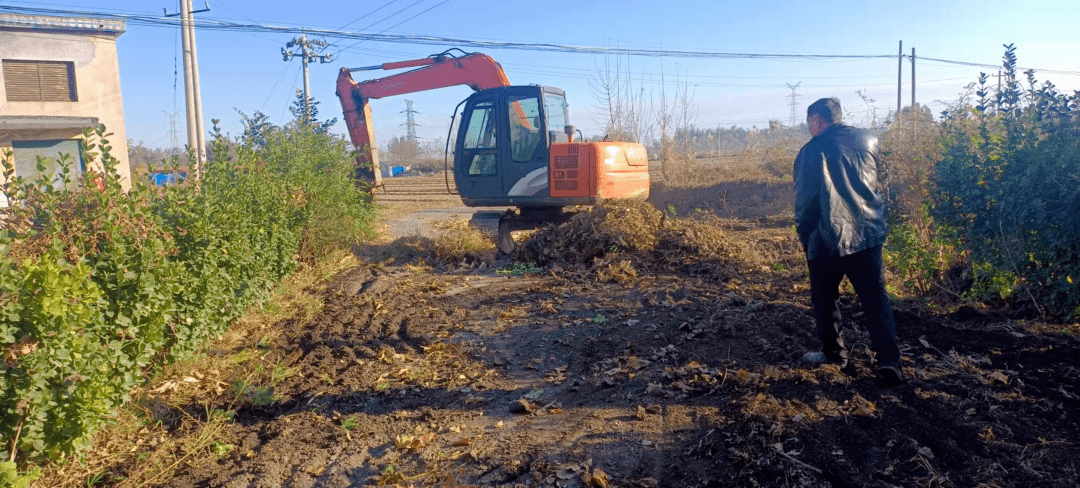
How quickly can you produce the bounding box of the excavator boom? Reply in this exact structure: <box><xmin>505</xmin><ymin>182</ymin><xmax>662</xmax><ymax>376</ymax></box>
<box><xmin>335</xmin><ymin>51</ymin><xmax>511</xmax><ymax>189</ymax></box>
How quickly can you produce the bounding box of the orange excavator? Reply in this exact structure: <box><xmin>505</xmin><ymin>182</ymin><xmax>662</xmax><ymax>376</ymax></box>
<box><xmin>335</xmin><ymin>49</ymin><xmax>650</xmax><ymax>252</ymax></box>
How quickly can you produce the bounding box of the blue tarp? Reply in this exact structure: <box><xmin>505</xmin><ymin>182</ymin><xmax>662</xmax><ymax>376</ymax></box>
<box><xmin>150</xmin><ymin>172</ymin><xmax>185</xmax><ymax>186</ymax></box>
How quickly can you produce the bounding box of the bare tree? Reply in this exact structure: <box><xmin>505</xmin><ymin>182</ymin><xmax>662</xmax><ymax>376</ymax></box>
<box><xmin>589</xmin><ymin>53</ymin><xmax>652</xmax><ymax>144</ymax></box>
<box><xmin>655</xmin><ymin>62</ymin><xmax>696</xmax><ymax>180</ymax></box>
<box><xmin>673</xmin><ymin>70</ymin><xmax>697</xmax><ymax>160</ymax></box>
<box><xmin>655</xmin><ymin>61</ymin><xmax>673</xmax><ymax>170</ymax></box>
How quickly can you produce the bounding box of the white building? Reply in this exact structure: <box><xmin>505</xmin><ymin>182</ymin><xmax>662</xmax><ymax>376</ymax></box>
<box><xmin>0</xmin><ymin>13</ymin><xmax>130</xmax><ymax>195</ymax></box>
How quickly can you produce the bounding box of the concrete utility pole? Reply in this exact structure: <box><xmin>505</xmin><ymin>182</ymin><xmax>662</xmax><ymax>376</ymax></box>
<box><xmin>785</xmin><ymin>82</ymin><xmax>801</xmax><ymax>127</ymax></box>
<box><xmin>282</xmin><ymin>33</ymin><xmax>332</xmax><ymax>122</ymax></box>
<box><xmin>897</xmin><ymin>40</ymin><xmax>903</xmax><ymax>116</ymax></box>
<box><xmin>167</xmin><ymin>0</ymin><xmax>209</xmax><ymax>176</ymax></box>
<box><xmin>911</xmin><ymin>47</ymin><xmax>917</xmax><ymax>143</ymax></box>
<box><xmin>911</xmin><ymin>47</ymin><xmax>916</xmax><ymax>108</ymax></box>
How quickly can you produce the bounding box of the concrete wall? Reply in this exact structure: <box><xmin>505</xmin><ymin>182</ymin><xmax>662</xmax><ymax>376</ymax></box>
<box><xmin>0</xmin><ymin>20</ymin><xmax>130</xmax><ymax>188</ymax></box>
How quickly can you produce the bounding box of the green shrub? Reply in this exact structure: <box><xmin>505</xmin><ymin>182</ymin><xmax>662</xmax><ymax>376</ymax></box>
<box><xmin>932</xmin><ymin>44</ymin><xmax>1080</xmax><ymax>319</ymax></box>
<box><xmin>1</xmin><ymin>118</ymin><xmax>375</xmax><ymax>465</ymax></box>
<box><xmin>2</xmin><ymin>127</ymin><xmax>182</xmax><ymax>461</ymax></box>
<box><xmin>883</xmin><ymin>205</ymin><xmax>956</xmax><ymax>297</ymax></box>
<box><xmin>242</xmin><ymin>118</ymin><xmax>377</xmax><ymax>260</ymax></box>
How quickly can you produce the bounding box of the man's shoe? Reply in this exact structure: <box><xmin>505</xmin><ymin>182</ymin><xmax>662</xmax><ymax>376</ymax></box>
<box><xmin>876</xmin><ymin>366</ymin><xmax>904</xmax><ymax>388</ymax></box>
<box><xmin>803</xmin><ymin>351</ymin><xmax>847</xmax><ymax>368</ymax></box>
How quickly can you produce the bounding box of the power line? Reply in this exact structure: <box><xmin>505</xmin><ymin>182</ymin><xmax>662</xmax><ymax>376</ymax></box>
<box><xmin>258</xmin><ymin>59</ymin><xmax>294</xmax><ymax>113</ymax></box>
<box><xmin>4</xmin><ymin>4</ymin><xmax>1076</xmax><ymax>77</ymax></box>
<box><xmin>339</xmin><ymin>0</ymin><xmax>400</xmax><ymax>29</ymax></box>
<box><xmin>210</xmin><ymin>0</ymin><xmax>286</xmax><ymax>44</ymax></box>
<box><xmin>281</xmin><ymin>65</ymin><xmax>302</xmax><ymax>120</ymax></box>
<box><xmin>918</xmin><ymin>56</ymin><xmax>1080</xmax><ymax>76</ymax></box>
<box><xmin>334</xmin><ymin>0</ymin><xmax>451</xmax><ymax>56</ymax></box>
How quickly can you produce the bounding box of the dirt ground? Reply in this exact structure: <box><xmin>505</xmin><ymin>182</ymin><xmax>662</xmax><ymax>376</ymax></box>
<box><xmin>155</xmin><ymin>174</ymin><xmax>1078</xmax><ymax>488</ymax></box>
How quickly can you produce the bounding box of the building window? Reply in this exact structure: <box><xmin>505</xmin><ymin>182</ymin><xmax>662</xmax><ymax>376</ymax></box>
<box><xmin>2</xmin><ymin>60</ymin><xmax>78</xmax><ymax>102</ymax></box>
<box><xmin>11</xmin><ymin>140</ymin><xmax>85</xmax><ymax>186</ymax></box>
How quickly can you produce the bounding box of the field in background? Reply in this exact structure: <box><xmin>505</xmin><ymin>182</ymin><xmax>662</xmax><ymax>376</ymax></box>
<box><xmin>372</xmin><ymin>148</ymin><xmax>797</xmax><ymax>225</ymax></box>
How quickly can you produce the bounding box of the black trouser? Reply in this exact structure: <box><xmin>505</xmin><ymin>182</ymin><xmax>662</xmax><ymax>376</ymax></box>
<box><xmin>808</xmin><ymin>244</ymin><xmax>900</xmax><ymax>367</ymax></box>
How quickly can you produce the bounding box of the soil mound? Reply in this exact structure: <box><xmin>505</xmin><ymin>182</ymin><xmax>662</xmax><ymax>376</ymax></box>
<box><xmin>516</xmin><ymin>200</ymin><xmax>748</xmax><ymax>278</ymax></box>
<box><xmin>517</xmin><ymin>199</ymin><xmax>662</xmax><ymax>265</ymax></box>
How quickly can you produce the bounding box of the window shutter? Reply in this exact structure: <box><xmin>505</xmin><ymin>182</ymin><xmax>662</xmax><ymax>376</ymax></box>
<box><xmin>3</xmin><ymin>60</ymin><xmax>77</xmax><ymax>102</ymax></box>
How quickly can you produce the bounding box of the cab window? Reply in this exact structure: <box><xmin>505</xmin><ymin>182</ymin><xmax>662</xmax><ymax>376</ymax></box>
<box><xmin>543</xmin><ymin>93</ymin><xmax>568</xmax><ymax>133</ymax></box>
<box><xmin>508</xmin><ymin>94</ymin><xmax>541</xmax><ymax>162</ymax></box>
<box><xmin>463</xmin><ymin>101</ymin><xmax>496</xmax><ymax>149</ymax></box>
<box><xmin>462</xmin><ymin>100</ymin><xmax>497</xmax><ymax>175</ymax></box>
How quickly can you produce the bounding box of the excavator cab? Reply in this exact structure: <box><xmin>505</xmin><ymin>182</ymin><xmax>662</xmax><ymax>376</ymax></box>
<box><xmin>453</xmin><ymin>85</ymin><xmax>573</xmax><ymax>207</ymax></box>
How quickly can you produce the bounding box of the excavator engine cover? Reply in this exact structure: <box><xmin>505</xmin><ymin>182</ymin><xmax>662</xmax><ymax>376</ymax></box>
<box><xmin>549</xmin><ymin>142</ymin><xmax>649</xmax><ymax>201</ymax></box>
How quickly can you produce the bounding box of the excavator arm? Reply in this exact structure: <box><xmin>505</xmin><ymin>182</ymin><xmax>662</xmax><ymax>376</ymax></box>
<box><xmin>335</xmin><ymin>51</ymin><xmax>512</xmax><ymax>189</ymax></box>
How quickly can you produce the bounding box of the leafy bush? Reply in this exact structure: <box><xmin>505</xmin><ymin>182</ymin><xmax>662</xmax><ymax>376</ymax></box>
<box><xmin>878</xmin><ymin>108</ymin><xmax>959</xmax><ymax>296</ymax></box>
<box><xmin>932</xmin><ymin>44</ymin><xmax>1080</xmax><ymax>319</ymax></box>
<box><xmin>2</xmin><ymin>131</ymin><xmax>182</xmax><ymax>462</ymax></box>
<box><xmin>240</xmin><ymin>119</ymin><xmax>376</xmax><ymax>260</ymax></box>
<box><xmin>1</xmin><ymin>119</ymin><xmax>374</xmax><ymax>465</ymax></box>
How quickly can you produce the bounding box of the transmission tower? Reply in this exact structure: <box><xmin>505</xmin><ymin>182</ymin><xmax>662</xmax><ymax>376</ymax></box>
<box><xmin>786</xmin><ymin>82</ymin><xmax>802</xmax><ymax>127</ymax></box>
<box><xmin>163</xmin><ymin>111</ymin><xmax>180</xmax><ymax>150</ymax></box>
<box><xmin>402</xmin><ymin>100</ymin><xmax>419</xmax><ymax>142</ymax></box>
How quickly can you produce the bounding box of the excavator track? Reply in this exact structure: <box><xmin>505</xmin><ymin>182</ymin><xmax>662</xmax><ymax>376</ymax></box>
<box><xmin>375</xmin><ymin>174</ymin><xmax>578</xmax><ymax>254</ymax></box>
<box><xmin>477</xmin><ymin>207</ymin><xmax>576</xmax><ymax>254</ymax></box>
<box><xmin>468</xmin><ymin>210</ymin><xmax>503</xmax><ymax>241</ymax></box>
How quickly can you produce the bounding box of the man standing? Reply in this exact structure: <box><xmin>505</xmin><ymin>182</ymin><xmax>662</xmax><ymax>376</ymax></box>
<box><xmin>793</xmin><ymin>97</ymin><xmax>903</xmax><ymax>387</ymax></box>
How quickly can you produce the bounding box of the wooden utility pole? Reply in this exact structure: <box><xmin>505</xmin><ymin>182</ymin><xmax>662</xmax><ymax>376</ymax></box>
<box><xmin>282</xmin><ymin>33</ymin><xmax>332</xmax><ymax>122</ymax></box>
<box><xmin>897</xmin><ymin>40</ymin><xmax>903</xmax><ymax>116</ymax></box>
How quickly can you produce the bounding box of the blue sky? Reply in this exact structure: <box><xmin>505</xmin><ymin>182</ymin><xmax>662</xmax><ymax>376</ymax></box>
<box><xmin>7</xmin><ymin>0</ymin><xmax>1078</xmax><ymax>149</ymax></box>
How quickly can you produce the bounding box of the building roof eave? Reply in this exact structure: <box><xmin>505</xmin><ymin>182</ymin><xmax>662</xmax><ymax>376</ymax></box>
<box><xmin>0</xmin><ymin>14</ymin><xmax>125</xmax><ymax>36</ymax></box>
<box><xmin>0</xmin><ymin>115</ymin><xmax>100</xmax><ymax>131</ymax></box>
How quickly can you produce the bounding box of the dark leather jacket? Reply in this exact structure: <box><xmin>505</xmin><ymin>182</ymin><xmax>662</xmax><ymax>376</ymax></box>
<box><xmin>793</xmin><ymin>124</ymin><xmax>888</xmax><ymax>259</ymax></box>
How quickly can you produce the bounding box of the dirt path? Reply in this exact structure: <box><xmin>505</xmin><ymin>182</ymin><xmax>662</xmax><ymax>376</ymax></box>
<box><xmin>162</xmin><ymin>183</ymin><xmax>1079</xmax><ymax>487</ymax></box>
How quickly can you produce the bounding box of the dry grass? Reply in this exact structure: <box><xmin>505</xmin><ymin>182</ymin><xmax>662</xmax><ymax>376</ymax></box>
<box><xmin>429</xmin><ymin>225</ymin><xmax>497</xmax><ymax>265</ymax></box>
<box><xmin>659</xmin><ymin>150</ymin><xmax>795</xmax><ymax>188</ymax></box>
<box><xmin>356</xmin><ymin>219</ymin><xmax>498</xmax><ymax>272</ymax></box>
<box><xmin>649</xmin><ymin>154</ymin><xmax>795</xmax><ymax>221</ymax></box>
<box><xmin>371</xmin><ymin>199</ymin><xmax>456</xmax><ymax>224</ymax></box>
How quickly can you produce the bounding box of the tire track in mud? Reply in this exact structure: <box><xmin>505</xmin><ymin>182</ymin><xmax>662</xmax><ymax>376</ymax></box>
<box><xmin>165</xmin><ymin>219</ymin><xmax>1080</xmax><ymax>487</ymax></box>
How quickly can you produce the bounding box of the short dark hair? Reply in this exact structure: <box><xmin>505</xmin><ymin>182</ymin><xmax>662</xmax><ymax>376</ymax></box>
<box><xmin>807</xmin><ymin>98</ymin><xmax>842</xmax><ymax>125</ymax></box>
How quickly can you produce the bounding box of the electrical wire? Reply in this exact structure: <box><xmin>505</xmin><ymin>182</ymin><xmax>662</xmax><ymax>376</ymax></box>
<box><xmin>918</xmin><ymin>56</ymin><xmax>1080</xmax><ymax>77</ymax></box>
<box><xmin>281</xmin><ymin>64</ymin><xmax>302</xmax><ymax>120</ymax></box>
<box><xmin>258</xmin><ymin>58</ymin><xmax>294</xmax><ymax>113</ymax></box>
<box><xmin>3</xmin><ymin>4</ymin><xmax>1075</xmax><ymax>77</ymax></box>
<box><xmin>369</xmin><ymin>0</ymin><xmax>451</xmax><ymax>35</ymax></box>
<box><xmin>339</xmin><ymin>0</ymin><xmax>400</xmax><ymax>30</ymax></box>
<box><xmin>211</xmin><ymin>0</ymin><xmax>285</xmax><ymax>44</ymax></box>
<box><xmin>334</xmin><ymin>0</ymin><xmax>441</xmax><ymax>55</ymax></box>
